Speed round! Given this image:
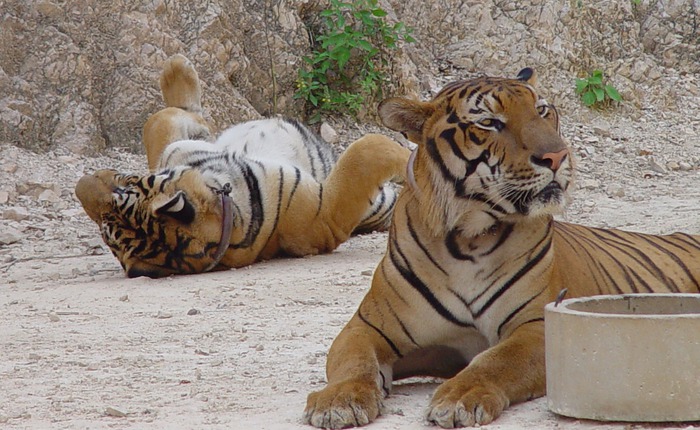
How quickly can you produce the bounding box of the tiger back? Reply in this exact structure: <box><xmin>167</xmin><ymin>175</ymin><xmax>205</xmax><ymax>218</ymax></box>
<box><xmin>76</xmin><ymin>54</ymin><xmax>410</xmax><ymax>278</ymax></box>
<box><xmin>304</xmin><ymin>68</ymin><xmax>700</xmax><ymax>429</ymax></box>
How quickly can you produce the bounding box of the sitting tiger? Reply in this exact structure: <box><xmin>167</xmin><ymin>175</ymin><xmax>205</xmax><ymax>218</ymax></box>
<box><xmin>75</xmin><ymin>54</ymin><xmax>410</xmax><ymax>278</ymax></box>
<box><xmin>304</xmin><ymin>68</ymin><xmax>700</xmax><ymax>428</ymax></box>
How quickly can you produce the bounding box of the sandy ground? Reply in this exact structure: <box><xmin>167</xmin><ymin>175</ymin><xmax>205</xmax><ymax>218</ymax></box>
<box><xmin>2</xmin><ymin>112</ymin><xmax>700</xmax><ymax>429</ymax></box>
<box><xmin>3</xmin><ymin>230</ymin><xmax>700</xmax><ymax>430</ymax></box>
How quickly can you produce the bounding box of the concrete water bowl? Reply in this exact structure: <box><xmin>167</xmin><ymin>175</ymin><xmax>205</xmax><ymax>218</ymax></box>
<box><xmin>545</xmin><ymin>293</ymin><xmax>700</xmax><ymax>422</ymax></box>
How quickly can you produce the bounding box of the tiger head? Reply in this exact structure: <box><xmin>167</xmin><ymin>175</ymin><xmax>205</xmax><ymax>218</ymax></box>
<box><xmin>378</xmin><ymin>68</ymin><xmax>572</xmax><ymax>236</ymax></box>
<box><xmin>76</xmin><ymin>167</ymin><xmax>233</xmax><ymax>278</ymax></box>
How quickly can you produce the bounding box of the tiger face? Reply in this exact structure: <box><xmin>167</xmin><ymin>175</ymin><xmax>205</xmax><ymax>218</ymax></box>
<box><xmin>76</xmin><ymin>167</ymin><xmax>229</xmax><ymax>278</ymax></box>
<box><xmin>379</xmin><ymin>68</ymin><xmax>572</xmax><ymax>235</ymax></box>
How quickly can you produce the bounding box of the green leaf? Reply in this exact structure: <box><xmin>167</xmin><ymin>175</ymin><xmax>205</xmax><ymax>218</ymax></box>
<box><xmin>575</xmin><ymin>78</ymin><xmax>589</xmax><ymax>94</ymax></box>
<box><xmin>582</xmin><ymin>91</ymin><xmax>597</xmax><ymax>106</ymax></box>
<box><xmin>604</xmin><ymin>84</ymin><xmax>622</xmax><ymax>101</ymax></box>
<box><xmin>593</xmin><ymin>87</ymin><xmax>604</xmax><ymax>101</ymax></box>
<box><xmin>591</xmin><ymin>69</ymin><xmax>603</xmax><ymax>78</ymax></box>
<box><xmin>322</xmin><ymin>33</ymin><xmax>346</xmax><ymax>49</ymax></box>
<box><xmin>309</xmin><ymin>93</ymin><xmax>319</xmax><ymax>107</ymax></box>
<box><xmin>588</xmin><ymin>75</ymin><xmax>603</xmax><ymax>85</ymax></box>
<box><xmin>371</xmin><ymin>8</ymin><xmax>388</xmax><ymax>17</ymax></box>
<box><xmin>331</xmin><ymin>46</ymin><xmax>352</xmax><ymax>69</ymax></box>
<box><xmin>355</xmin><ymin>39</ymin><xmax>373</xmax><ymax>51</ymax></box>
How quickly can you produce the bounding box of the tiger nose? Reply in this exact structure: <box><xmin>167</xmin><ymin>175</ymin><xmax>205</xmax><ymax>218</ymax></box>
<box><xmin>531</xmin><ymin>149</ymin><xmax>569</xmax><ymax>171</ymax></box>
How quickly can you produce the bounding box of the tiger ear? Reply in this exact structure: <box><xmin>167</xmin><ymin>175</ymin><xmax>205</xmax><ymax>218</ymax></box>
<box><xmin>516</xmin><ymin>67</ymin><xmax>537</xmax><ymax>85</ymax></box>
<box><xmin>378</xmin><ymin>97</ymin><xmax>435</xmax><ymax>144</ymax></box>
<box><xmin>152</xmin><ymin>191</ymin><xmax>195</xmax><ymax>224</ymax></box>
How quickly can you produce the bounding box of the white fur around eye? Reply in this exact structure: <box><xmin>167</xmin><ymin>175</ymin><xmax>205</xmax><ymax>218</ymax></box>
<box><xmin>151</xmin><ymin>191</ymin><xmax>185</xmax><ymax>215</ymax></box>
<box><xmin>112</xmin><ymin>188</ymin><xmax>132</xmax><ymax>205</ymax></box>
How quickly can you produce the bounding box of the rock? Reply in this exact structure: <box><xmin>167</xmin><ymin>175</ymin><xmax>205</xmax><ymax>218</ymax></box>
<box><xmin>582</xmin><ymin>146</ymin><xmax>596</xmax><ymax>157</ymax></box>
<box><xmin>187</xmin><ymin>308</ymin><xmax>201</xmax><ymax>316</ymax></box>
<box><xmin>592</xmin><ymin>124</ymin><xmax>611</xmax><ymax>138</ymax></box>
<box><xmin>679</xmin><ymin>161</ymin><xmax>692</xmax><ymax>171</ymax></box>
<box><xmin>320</xmin><ymin>122</ymin><xmax>339</xmax><ymax>145</ymax></box>
<box><xmin>105</xmin><ymin>407</ymin><xmax>127</xmax><ymax>418</ymax></box>
<box><xmin>0</xmin><ymin>190</ymin><xmax>9</xmax><ymax>204</ymax></box>
<box><xmin>0</xmin><ymin>226</ymin><xmax>23</xmax><ymax>244</ymax></box>
<box><xmin>2</xmin><ymin>163</ymin><xmax>18</xmax><ymax>174</ymax></box>
<box><xmin>16</xmin><ymin>182</ymin><xmax>60</xmax><ymax>199</ymax></box>
<box><xmin>38</xmin><ymin>189</ymin><xmax>61</xmax><ymax>203</ymax></box>
<box><xmin>666</xmin><ymin>161</ymin><xmax>680</xmax><ymax>171</ymax></box>
<box><xmin>580</xmin><ymin>179</ymin><xmax>601</xmax><ymax>190</ymax></box>
<box><xmin>607</xmin><ymin>184</ymin><xmax>625</xmax><ymax>198</ymax></box>
<box><xmin>648</xmin><ymin>158</ymin><xmax>667</xmax><ymax>174</ymax></box>
<box><xmin>3</xmin><ymin>206</ymin><xmax>30</xmax><ymax>221</ymax></box>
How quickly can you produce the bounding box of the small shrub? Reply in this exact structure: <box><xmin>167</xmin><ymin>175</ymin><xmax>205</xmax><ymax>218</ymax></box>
<box><xmin>295</xmin><ymin>0</ymin><xmax>414</xmax><ymax>122</ymax></box>
<box><xmin>575</xmin><ymin>70</ymin><xmax>622</xmax><ymax>107</ymax></box>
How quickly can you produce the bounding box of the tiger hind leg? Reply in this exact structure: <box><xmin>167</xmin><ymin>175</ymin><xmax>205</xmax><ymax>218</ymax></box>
<box><xmin>352</xmin><ymin>182</ymin><xmax>400</xmax><ymax>235</ymax></box>
<box><xmin>276</xmin><ymin>134</ymin><xmax>409</xmax><ymax>257</ymax></box>
<box><xmin>142</xmin><ymin>54</ymin><xmax>212</xmax><ymax>170</ymax></box>
<box><xmin>322</xmin><ymin>134</ymin><xmax>409</xmax><ymax>238</ymax></box>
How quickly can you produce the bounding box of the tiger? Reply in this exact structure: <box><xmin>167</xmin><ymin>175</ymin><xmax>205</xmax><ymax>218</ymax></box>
<box><xmin>303</xmin><ymin>68</ymin><xmax>700</xmax><ymax>428</ymax></box>
<box><xmin>75</xmin><ymin>54</ymin><xmax>410</xmax><ymax>278</ymax></box>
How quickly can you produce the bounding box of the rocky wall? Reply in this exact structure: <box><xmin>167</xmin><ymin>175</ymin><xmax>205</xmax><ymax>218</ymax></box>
<box><xmin>0</xmin><ymin>0</ymin><xmax>698</xmax><ymax>155</ymax></box>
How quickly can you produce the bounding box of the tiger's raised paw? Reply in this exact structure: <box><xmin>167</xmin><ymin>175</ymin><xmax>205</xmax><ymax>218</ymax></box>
<box><xmin>304</xmin><ymin>379</ymin><xmax>382</xmax><ymax>429</ymax></box>
<box><xmin>425</xmin><ymin>380</ymin><xmax>509</xmax><ymax>428</ymax></box>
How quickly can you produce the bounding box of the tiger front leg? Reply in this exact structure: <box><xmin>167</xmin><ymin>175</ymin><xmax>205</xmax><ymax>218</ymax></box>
<box><xmin>304</xmin><ymin>316</ymin><xmax>397</xmax><ymax>429</ymax></box>
<box><xmin>426</xmin><ymin>322</ymin><xmax>546</xmax><ymax>427</ymax></box>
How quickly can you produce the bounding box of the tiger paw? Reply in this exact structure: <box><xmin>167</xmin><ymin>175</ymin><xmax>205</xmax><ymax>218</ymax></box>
<box><xmin>425</xmin><ymin>379</ymin><xmax>509</xmax><ymax>428</ymax></box>
<box><xmin>304</xmin><ymin>379</ymin><xmax>382</xmax><ymax>429</ymax></box>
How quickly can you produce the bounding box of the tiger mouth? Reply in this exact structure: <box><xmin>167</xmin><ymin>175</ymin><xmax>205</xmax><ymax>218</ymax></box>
<box><xmin>535</xmin><ymin>182</ymin><xmax>563</xmax><ymax>203</ymax></box>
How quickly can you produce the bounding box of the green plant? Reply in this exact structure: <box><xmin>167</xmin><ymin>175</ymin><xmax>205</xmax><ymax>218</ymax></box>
<box><xmin>575</xmin><ymin>70</ymin><xmax>622</xmax><ymax>107</ymax></box>
<box><xmin>295</xmin><ymin>0</ymin><xmax>414</xmax><ymax>122</ymax></box>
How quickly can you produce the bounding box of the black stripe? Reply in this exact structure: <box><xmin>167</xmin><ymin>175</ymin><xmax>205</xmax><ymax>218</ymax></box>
<box><xmin>627</xmin><ymin>265</ymin><xmax>656</xmax><ymax>293</ymax></box>
<box><xmin>406</xmin><ymin>208</ymin><xmax>448</xmax><ymax>275</ymax></box>
<box><xmin>446</xmin><ymin>111</ymin><xmax>460</xmax><ymax>124</ymax></box>
<box><xmin>384</xmin><ymin>298</ymin><xmax>420</xmax><ymax>348</ymax></box>
<box><xmin>315</xmin><ymin>184</ymin><xmax>323</xmax><ymax>217</ymax></box>
<box><xmin>389</xmin><ymin>236</ymin><xmax>474</xmax><ymax>328</ymax></box>
<box><xmin>554</xmin><ymin>224</ymin><xmax>621</xmax><ymax>294</ymax></box>
<box><xmin>588</xmin><ymin>228</ymin><xmax>681</xmax><ymax>292</ymax></box>
<box><xmin>475</xmin><ymin>237</ymin><xmax>552</xmax><ymax>318</ymax></box>
<box><xmin>358</xmin><ymin>309</ymin><xmax>403</xmax><ymax>358</ymax></box>
<box><xmin>445</xmin><ymin>228</ymin><xmax>475</xmax><ymax>262</ymax></box>
<box><xmin>425</xmin><ymin>137</ymin><xmax>456</xmax><ymax>183</ymax></box>
<box><xmin>465</xmin><ymin>150</ymin><xmax>491</xmax><ymax>177</ymax></box>
<box><xmin>479</xmin><ymin>223</ymin><xmax>514</xmax><ymax>257</ymax></box>
<box><xmin>637</xmin><ymin>234</ymin><xmax>700</xmax><ymax>292</ymax></box>
<box><xmin>231</xmin><ymin>162</ymin><xmax>264</xmax><ymax>249</ymax></box>
<box><xmin>286</xmin><ymin>167</ymin><xmax>302</xmax><ymax>210</ymax></box>
<box><xmin>440</xmin><ymin>128</ymin><xmax>468</xmax><ymax>161</ymax></box>
<box><xmin>260</xmin><ymin>167</ymin><xmax>285</xmax><ymax>251</ymax></box>
<box><xmin>468</xmin><ymin>129</ymin><xmax>483</xmax><ymax>145</ymax></box>
<box><xmin>380</xmin><ymin>263</ymin><xmax>410</xmax><ymax>306</ymax></box>
<box><xmin>597</xmin><ymin>264</ymin><xmax>625</xmax><ymax>294</ymax></box>
<box><xmin>497</xmin><ymin>286</ymin><xmax>546</xmax><ymax>337</ymax></box>
<box><xmin>362</xmin><ymin>188</ymin><xmax>387</xmax><ymax>220</ymax></box>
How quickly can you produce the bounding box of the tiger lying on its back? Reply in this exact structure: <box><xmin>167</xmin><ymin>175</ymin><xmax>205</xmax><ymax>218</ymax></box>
<box><xmin>304</xmin><ymin>68</ymin><xmax>700</xmax><ymax>428</ymax></box>
<box><xmin>76</xmin><ymin>55</ymin><xmax>410</xmax><ymax>278</ymax></box>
